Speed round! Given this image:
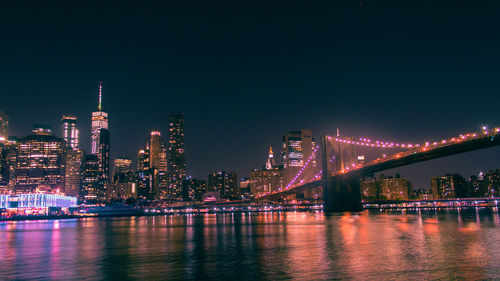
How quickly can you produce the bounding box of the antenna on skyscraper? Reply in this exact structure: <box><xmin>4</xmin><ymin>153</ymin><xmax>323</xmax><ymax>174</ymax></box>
<box><xmin>98</xmin><ymin>81</ymin><xmax>102</xmax><ymax>111</ymax></box>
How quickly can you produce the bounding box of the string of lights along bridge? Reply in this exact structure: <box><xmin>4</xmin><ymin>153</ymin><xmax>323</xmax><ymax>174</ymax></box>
<box><xmin>257</xmin><ymin>126</ymin><xmax>500</xmax><ymax>199</ymax></box>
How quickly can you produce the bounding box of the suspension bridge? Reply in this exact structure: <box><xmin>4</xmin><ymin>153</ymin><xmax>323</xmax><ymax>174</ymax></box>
<box><xmin>257</xmin><ymin>127</ymin><xmax>500</xmax><ymax>212</ymax></box>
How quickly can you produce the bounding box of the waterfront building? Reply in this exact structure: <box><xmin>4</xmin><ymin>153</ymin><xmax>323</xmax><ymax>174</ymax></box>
<box><xmin>0</xmin><ymin>110</ymin><xmax>8</xmax><ymax>140</ymax></box>
<box><xmin>61</xmin><ymin>115</ymin><xmax>79</xmax><ymax>150</ymax></box>
<box><xmin>379</xmin><ymin>176</ymin><xmax>410</xmax><ymax>200</ymax></box>
<box><xmin>208</xmin><ymin>171</ymin><xmax>238</xmax><ymax>200</ymax></box>
<box><xmin>90</xmin><ymin>81</ymin><xmax>110</xmax><ymax>191</ymax></box>
<box><xmin>13</xmin><ymin>125</ymin><xmax>66</xmax><ymax>193</ymax></box>
<box><xmin>182</xmin><ymin>177</ymin><xmax>207</xmax><ymax>201</ymax></box>
<box><xmin>281</xmin><ymin>129</ymin><xmax>316</xmax><ymax>187</ymax></box>
<box><xmin>431</xmin><ymin>174</ymin><xmax>467</xmax><ymax>199</ymax></box>
<box><xmin>64</xmin><ymin>149</ymin><xmax>84</xmax><ymax>197</ymax></box>
<box><xmin>167</xmin><ymin>114</ymin><xmax>186</xmax><ymax>199</ymax></box>
<box><xmin>110</xmin><ymin>171</ymin><xmax>137</xmax><ymax>200</ymax></box>
<box><xmin>0</xmin><ymin>193</ymin><xmax>77</xmax><ymax>209</ymax></box>
<box><xmin>361</xmin><ymin>177</ymin><xmax>378</xmax><ymax>200</ymax></box>
<box><xmin>484</xmin><ymin>170</ymin><xmax>500</xmax><ymax>197</ymax></box>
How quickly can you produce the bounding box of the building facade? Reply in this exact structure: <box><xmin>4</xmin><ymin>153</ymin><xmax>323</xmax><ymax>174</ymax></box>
<box><xmin>208</xmin><ymin>171</ymin><xmax>238</xmax><ymax>200</ymax></box>
<box><xmin>281</xmin><ymin>129</ymin><xmax>316</xmax><ymax>187</ymax></box>
<box><xmin>61</xmin><ymin>115</ymin><xmax>79</xmax><ymax>150</ymax></box>
<box><xmin>90</xmin><ymin>81</ymin><xmax>110</xmax><ymax>195</ymax></box>
<box><xmin>167</xmin><ymin>114</ymin><xmax>186</xmax><ymax>199</ymax></box>
<box><xmin>14</xmin><ymin>126</ymin><xmax>66</xmax><ymax>193</ymax></box>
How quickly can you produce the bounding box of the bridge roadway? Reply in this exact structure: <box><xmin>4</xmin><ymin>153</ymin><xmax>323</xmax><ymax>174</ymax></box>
<box><xmin>262</xmin><ymin>128</ymin><xmax>500</xmax><ymax>206</ymax></box>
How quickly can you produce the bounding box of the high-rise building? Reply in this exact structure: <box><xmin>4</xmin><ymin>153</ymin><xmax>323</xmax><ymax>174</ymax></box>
<box><xmin>81</xmin><ymin>154</ymin><xmax>100</xmax><ymax>202</ymax></box>
<box><xmin>137</xmin><ymin>147</ymin><xmax>150</xmax><ymax>172</ymax></box>
<box><xmin>14</xmin><ymin>125</ymin><xmax>66</xmax><ymax>193</ymax></box>
<box><xmin>90</xmin><ymin>81</ymin><xmax>110</xmax><ymax>199</ymax></box>
<box><xmin>150</xmin><ymin>131</ymin><xmax>162</xmax><ymax>170</ymax></box>
<box><xmin>167</xmin><ymin>113</ymin><xmax>186</xmax><ymax>199</ymax></box>
<box><xmin>431</xmin><ymin>174</ymin><xmax>467</xmax><ymax>199</ymax></box>
<box><xmin>208</xmin><ymin>171</ymin><xmax>238</xmax><ymax>200</ymax></box>
<box><xmin>0</xmin><ymin>110</ymin><xmax>8</xmax><ymax>140</ymax></box>
<box><xmin>61</xmin><ymin>115</ymin><xmax>79</xmax><ymax>150</ymax></box>
<box><xmin>64</xmin><ymin>149</ymin><xmax>84</xmax><ymax>197</ymax></box>
<box><xmin>281</xmin><ymin>129</ymin><xmax>316</xmax><ymax>187</ymax></box>
<box><xmin>113</xmin><ymin>157</ymin><xmax>132</xmax><ymax>178</ymax></box>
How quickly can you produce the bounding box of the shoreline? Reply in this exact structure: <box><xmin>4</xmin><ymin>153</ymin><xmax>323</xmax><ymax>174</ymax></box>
<box><xmin>1</xmin><ymin>206</ymin><xmax>498</xmax><ymax>222</ymax></box>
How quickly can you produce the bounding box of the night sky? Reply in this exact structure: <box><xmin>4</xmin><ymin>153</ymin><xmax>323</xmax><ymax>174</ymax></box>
<box><xmin>1</xmin><ymin>0</ymin><xmax>499</xmax><ymax>188</ymax></box>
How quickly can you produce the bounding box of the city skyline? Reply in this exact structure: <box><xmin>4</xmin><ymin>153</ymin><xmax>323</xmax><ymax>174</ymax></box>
<box><xmin>1</xmin><ymin>1</ymin><xmax>500</xmax><ymax>189</ymax></box>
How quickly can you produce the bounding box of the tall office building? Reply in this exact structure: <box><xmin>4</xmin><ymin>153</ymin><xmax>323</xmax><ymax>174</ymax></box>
<box><xmin>14</xmin><ymin>125</ymin><xmax>66</xmax><ymax>193</ymax></box>
<box><xmin>150</xmin><ymin>131</ymin><xmax>162</xmax><ymax>170</ymax></box>
<box><xmin>62</xmin><ymin>115</ymin><xmax>83</xmax><ymax>197</ymax></box>
<box><xmin>61</xmin><ymin>115</ymin><xmax>79</xmax><ymax>150</ymax></box>
<box><xmin>137</xmin><ymin>147</ymin><xmax>150</xmax><ymax>172</ymax></box>
<box><xmin>167</xmin><ymin>114</ymin><xmax>186</xmax><ymax>199</ymax></box>
<box><xmin>90</xmin><ymin>81</ymin><xmax>110</xmax><ymax>199</ymax></box>
<box><xmin>281</xmin><ymin>129</ymin><xmax>316</xmax><ymax>187</ymax></box>
<box><xmin>81</xmin><ymin>154</ymin><xmax>100</xmax><ymax>201</ymax></box>
<box><xmin>0</xmin><ymin>110</ymin><xmax>8</xmax><ymax>140</ymax></box>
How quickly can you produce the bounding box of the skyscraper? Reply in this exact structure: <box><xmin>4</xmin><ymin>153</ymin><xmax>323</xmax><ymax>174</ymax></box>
<box><xmin>167</xmin><ymin>113</ymin><xmax>186</xmax><ymax>199</ymax></box>
<box><xmin>65</xmin><ymin>149</ymin><xmax>84</xmax><ymax>197</ymax></box>
<box><xmin>281</xmin><ymin>129</ymin><xmax>315</xmax><ymax>187</ymax></box>
<box><xmin>81</xmin><ymin>154</ymin><xmax>100</xmax><ymax>201</ymax></box>
<box><xmin>150</xmin><ymin>131</ymin><xmax>162</xmax><ymax>170</ymax></box>
<box><xmin>0</xmin><ymin>110</ymin><xmax>8</xmax><ymax>140</ymax></box>
<box><xmin>14</xmin><ymin>125</ymin><xmax>66</xmax><ymax>193</ymax></box>
<box><xmin>62</xmin><ymin>115</ymin><xmax>83</xmax><ymax>197</ymax></box>
<box><xmin>61</xmin><ymin>115</ymin><xmax>79</xmax><ymax>150</ymax></box>
<box><xmin>90</xmin><ymin>81</ymin><xmax>110</xmax><ymax>199</ymax></box>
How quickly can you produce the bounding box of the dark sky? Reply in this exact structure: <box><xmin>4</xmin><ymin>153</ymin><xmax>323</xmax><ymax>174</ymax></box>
<box><xmin>1</xmin><ymin>0</ymin><xmax>500</xmax><ymax>188</ymax></box>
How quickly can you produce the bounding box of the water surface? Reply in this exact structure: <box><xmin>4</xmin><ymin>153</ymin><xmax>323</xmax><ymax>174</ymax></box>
<box><xmin>1</xmin><ymin>209</ymin><xmax>499</xmax><ymax>280</ymax></box>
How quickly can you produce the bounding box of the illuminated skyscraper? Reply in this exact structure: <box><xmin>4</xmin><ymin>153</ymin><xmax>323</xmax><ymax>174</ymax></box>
<box><xmin>137</xmin><ymin>147</ymin><xmax>150</xmax><ymax>172</ymax></box>
<box><xmin>65</xmin><ymin>149</ymin><xmax>84</xmax><ymax>197</ymax></box>
<box><xmin>0</xmin><ymin>110</ymin><xmax>8</xmax><ymax>141</ymax></box>
<box><xmin>81</xmin><ymin>154</ymin><xmax>99</xmax><ymax>201</ymax></box>
<box><xmin>281</xmin><ymin>129</ymin><xmax>315</xmax><ymax>187</ymax></box>
<box><xmin>61</xmin><ymin>115</ymin><xmax>79</xmax><ymax>150</ymax></box>
<box><xmin>90</xmin><ymin>81</ymin><xmax>110</xmax><ymax>199</ymax></box>
<box><xmin>150</xmin><ymin>131</ymin><xmax>162</xmax><ymax>170</ymax></box>
<box><xmin>14</xmin><ymin>125</ymin><xmax>66</xmax><ymax>193</ymax></box>
<box><xmin>167</xmin><ymin>113</ymin><xmax>186</xmax><ymax>199</ymax></box>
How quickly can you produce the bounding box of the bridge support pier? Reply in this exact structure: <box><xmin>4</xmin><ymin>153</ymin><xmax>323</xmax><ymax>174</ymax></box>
<box><xmin>323</xmin><ymin>175</ymin><xmax>362</xmax><ymax>213</ymax></box>
<box><xmin>321</xmin><ymin>136</ymin><xmax>362</xmax><ymax>213</ymax></box>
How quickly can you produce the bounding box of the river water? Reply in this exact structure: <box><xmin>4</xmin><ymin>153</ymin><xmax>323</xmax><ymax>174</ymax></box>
<box><xmin>1</xmin><ymin>209</ymin><xmax>499</xmax><ymax>280</ymax></box>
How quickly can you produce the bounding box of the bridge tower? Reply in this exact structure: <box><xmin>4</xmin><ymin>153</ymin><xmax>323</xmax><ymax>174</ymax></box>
<box><xmin>321</xmin><ymin>136</ymin><xmax>362</xmax><ymax>212</ymax></box>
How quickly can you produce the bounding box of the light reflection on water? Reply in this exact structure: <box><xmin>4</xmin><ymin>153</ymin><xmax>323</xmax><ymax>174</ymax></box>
<box><xmin>1</xmin><ymin>209</ymin><xmax>500</xmax><ymax>280</ymax></box>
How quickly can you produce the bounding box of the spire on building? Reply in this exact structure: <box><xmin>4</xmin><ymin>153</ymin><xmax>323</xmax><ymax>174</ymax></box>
<box><xmin>265</xmin><ymin>146</ymin><xmax>276</xmax><ymax>170</ymax></box>
<box><xmin>98</xmin><ymin>81</ymin><xmax>102</xmax><ymax>111</ymax></box>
